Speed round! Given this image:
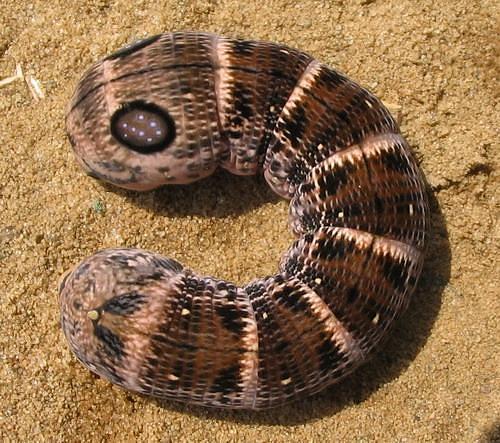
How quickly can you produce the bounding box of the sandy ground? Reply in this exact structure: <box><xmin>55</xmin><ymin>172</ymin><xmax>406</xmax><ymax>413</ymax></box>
<box><xmin>1</xmin><ymin>0</ymin><xmax>498</xmax><ymax>441</ymax></box>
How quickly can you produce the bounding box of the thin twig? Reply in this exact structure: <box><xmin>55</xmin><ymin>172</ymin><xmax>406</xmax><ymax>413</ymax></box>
<box><xmin>0</xmin><ymin>63</ymin><xmax>23</xmax><ymax>87</ymax></box>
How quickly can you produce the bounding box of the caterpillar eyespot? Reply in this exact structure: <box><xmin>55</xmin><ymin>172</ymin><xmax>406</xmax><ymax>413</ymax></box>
<box><xmin>109</xmin><ymin>100</ymin><xmax>176</xmax><ymax>153</ymax></box>
<box><xmin>60</xmin><ymin>31</ymin><xmax>429</xmax><ymax>410</ymax></box>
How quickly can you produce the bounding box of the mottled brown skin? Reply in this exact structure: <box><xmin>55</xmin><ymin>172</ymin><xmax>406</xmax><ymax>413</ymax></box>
<box><xmin>60</xmin><ymin>32</ymin><xmax>429</xmax><ymax>409</ymax></box>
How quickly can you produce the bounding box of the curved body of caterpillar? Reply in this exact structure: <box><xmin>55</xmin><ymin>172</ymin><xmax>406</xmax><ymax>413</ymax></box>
<box><xmin>60</xmin><ymin>32</ymin><xmax>429</xmax><ymax>410</ymax></box>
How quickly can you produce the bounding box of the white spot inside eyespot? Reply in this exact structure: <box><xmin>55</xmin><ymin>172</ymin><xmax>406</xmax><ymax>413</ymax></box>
<box><xmin>123</xmin><ymin>134</ymin><xmax>128</xmax><ymax>138</ymax></box>
<box><xmin>338</xmin><ymin>211</ymin><xmax>344</xmax><ymax>218</ymax></box>
<box><xmin>167</xmin><ymin>374</ymin><xmax>179</xmax><ymax>381</ymax></box>
<box><xmin>156</xmin><ymin>130</ymin><xmax>162</xmax><ymax>135</ymax></box>
<box><xmin>372</xmin><ymin>313</ymin><xmax>380</xmax><ymax>324</ymax></box>
<box><xmin>281</xmin><ymin>377</ymin><xmax>292</xmax><ymax>385</ymax></box>
<box><xmin>314</xmin><ymin>278</ymin><xmax>322</xmax><ymax>285</ymax></box>
<box><xmin>147</xmin><ymin>137</ymin><xmax>153</xmax><ymax>142</ymax></box>
<box><xmin>409</xmin><ymin>204</ymin><xmax>414</xmax><ymax>216</ymax></box>
<box><xmin>122</xmin><ymin>122</ymin><xmax>128</xmax><ymax>128</ymax></box>
<box><xmin>181</xmin><ymin>308</ymin><xmax>190</xmax><ymax>316</ymax></box>
<box><xmin>262</xmin><ymin>312</ymin><xmax>268</xmax><ymax>319</ymax></box>
<box><xmin>87</xmin><ymin>310</ymin><xmax>99</xmax><ymax>321</ymax></box>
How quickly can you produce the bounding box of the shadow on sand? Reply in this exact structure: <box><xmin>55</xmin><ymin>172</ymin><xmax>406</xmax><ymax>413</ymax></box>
<box><xmin>97</xmin><ymin>168</ymin><xmax>281</xmax><ymax>219</ymax></box>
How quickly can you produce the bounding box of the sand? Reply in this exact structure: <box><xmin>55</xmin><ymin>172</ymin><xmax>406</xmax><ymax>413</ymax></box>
<box><xmin>1</xmin><ymin>0</ymin><xmax>498</xmax><ymax>441</ymax></box>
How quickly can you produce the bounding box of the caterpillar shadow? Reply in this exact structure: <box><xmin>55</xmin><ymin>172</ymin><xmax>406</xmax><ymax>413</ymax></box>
<box><xmin>480</xmin><ymin>421</ymin><xmax>500</xmax><ymax>443</ymax></box>
<box><xmin>96</xmin><ymin>168</ymin><xmax>281</xmax><ymax>218</ymax></box>
<box><xmin>98</xmin><ymin>173</ymin><xmax>450</xmax><ymax>425</ymax></box>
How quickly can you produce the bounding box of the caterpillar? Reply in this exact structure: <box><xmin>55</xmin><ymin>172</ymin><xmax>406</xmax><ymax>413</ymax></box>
<box><xmin>59</xmin><ymin>32</ymin><xmax>429</xmax><ymax>410</ymax></box>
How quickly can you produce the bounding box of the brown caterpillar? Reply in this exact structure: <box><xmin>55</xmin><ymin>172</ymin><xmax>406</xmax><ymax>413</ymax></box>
<box><xmin>60</xmin><ymin>32</ymin><xmax>429</xmax><ymax>410</ymax></box>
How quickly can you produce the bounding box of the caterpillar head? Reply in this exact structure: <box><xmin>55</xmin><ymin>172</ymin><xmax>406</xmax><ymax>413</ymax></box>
<box><xmin>66</xmin><ymin>34</ymin><xmax>220</xmax><ymax>191</ymax></box>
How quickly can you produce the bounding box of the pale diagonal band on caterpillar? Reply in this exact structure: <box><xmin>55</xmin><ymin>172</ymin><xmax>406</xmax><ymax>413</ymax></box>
<box><xmin>60</xmin><ymin>31</ymin><xmax>429</xmax><ymax>409</ymax></box>
<box><xmin>289</xmin><ymin>133</ymin><xmax>427</xmax><ymax>250</ymax></box>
